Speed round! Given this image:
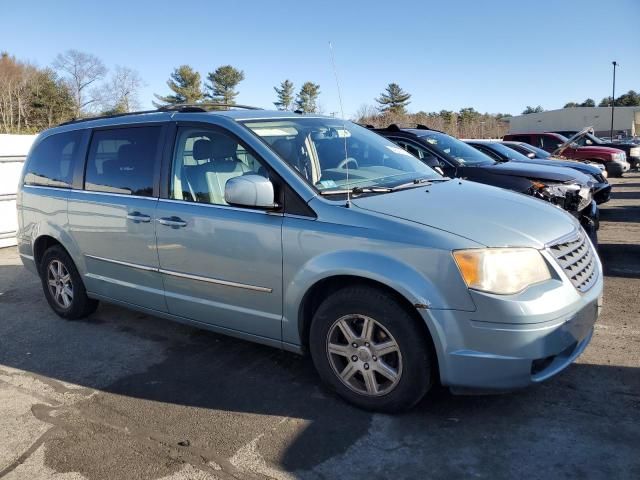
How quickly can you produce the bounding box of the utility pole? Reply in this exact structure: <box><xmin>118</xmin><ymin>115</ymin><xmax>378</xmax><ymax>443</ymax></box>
<box><xmin>610</xmin><ymin>61</ymin><xmax>618</xmax><ymax>139</ymax></box>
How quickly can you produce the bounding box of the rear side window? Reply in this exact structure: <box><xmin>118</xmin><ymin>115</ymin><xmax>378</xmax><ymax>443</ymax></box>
<box><xmin>508</xmin><ymin>135</ymin><xmax>531</xmax><ymax>144</ymax></box>
<box><xmin>24</xmin><ymin>130</ymin><xmax>83</xmax><ymax>188</ymax></box>
<box><xmin>85</xmin><ymin>127</ymin><xmax>161</xmax><ymax>196</ymax></box>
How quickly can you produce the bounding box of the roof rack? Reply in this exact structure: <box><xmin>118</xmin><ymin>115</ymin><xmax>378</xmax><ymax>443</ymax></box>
<box><xmin>157</xmin><ymin>103</ymin><xmax>262</xmax><ymax>112</ymax></box>
<box><xmin>380</xmin><ymin>123</ymin><xmax>446</xmax><ymax>134</ymax></box>
<box><xmin>58</xmin><ymin>103</ymin><xmax>263</xmax><ymax>126</ymax></box>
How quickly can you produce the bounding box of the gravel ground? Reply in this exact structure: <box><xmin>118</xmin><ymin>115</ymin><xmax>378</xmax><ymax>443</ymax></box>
<box><xmin>0</xmin><ymin>172</ymin><xmax>638</xmax><ymax>480</ymax></box>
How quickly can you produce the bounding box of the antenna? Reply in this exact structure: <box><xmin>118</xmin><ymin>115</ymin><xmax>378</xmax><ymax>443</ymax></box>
<box><xmin>329</xmin><ymin>41</ymin><xmax>351</xmax><ymax>208</ymax></box>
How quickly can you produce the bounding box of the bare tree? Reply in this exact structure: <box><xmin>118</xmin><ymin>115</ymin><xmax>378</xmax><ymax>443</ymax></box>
<box><xmin>100</xmin><ymin>66</ymin><xmax>144</xmax><ymax>113</ymax></box>
<box><xmin>53</xmin><ymin>49</ymin><xmax>106</xmax><ymax>117</ymax></box>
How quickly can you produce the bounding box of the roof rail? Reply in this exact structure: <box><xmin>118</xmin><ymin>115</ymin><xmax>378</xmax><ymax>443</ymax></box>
<box><xmin>58</xmin><ymin>103</ymin><xmax>263</xmax><ymax>126</ymax></box>
<box><xmin>58</xmin><ymin>109</ymin><xmax>160</xmax><ymax>126</ymax></box>
<box><xmin>157</xmin><ymin>103</ymin><xmax>262</xmax><ymax>112</ymax></box>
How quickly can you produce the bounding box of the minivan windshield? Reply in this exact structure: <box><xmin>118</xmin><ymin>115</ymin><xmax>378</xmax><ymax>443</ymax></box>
<box><xmin>241</xmin><ymin>118</ymin><xmax>440</xmax><ymax>193</ymax></box>
<box><xmin>417</xmin><ymin>132</ymin><xmax>495</xmax><ymax>166</ymax></box>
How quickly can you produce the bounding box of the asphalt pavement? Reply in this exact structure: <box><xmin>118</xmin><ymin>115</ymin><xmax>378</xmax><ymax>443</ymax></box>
<box><xmin>0</xmin><ymin>172</ymin><xmax>638</xmax><ymax>480</ymax></box>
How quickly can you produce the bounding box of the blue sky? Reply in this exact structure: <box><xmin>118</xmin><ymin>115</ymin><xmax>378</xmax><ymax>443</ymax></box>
<box><xmin>3</xmin><ymin>0</ymin><xmax>638</xmax><ymax>117</ymax></box>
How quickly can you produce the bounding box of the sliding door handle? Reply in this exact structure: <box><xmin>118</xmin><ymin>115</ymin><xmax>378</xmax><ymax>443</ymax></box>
<box><xmin>126</xmin><ymin>212</ymin><xmax>151</xmax><ymax>223</ymax></box>
<box><xmin>158</xmin><ymin>216</ymin><xmax>187</xmax><ymax>228</ymax></box>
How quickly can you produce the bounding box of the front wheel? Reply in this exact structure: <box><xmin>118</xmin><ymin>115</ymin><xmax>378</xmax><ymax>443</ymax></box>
<box><xmin>309</xmin><ymin>286</ymin><xmax>434</xmax><ymax>412</ymax></box>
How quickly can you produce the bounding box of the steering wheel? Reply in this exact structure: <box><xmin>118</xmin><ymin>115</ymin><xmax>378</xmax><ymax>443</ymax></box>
<box><xmin>337</xmin><ymin>157</ymin><xmax>359</xmax><ymax>170</ymax></box>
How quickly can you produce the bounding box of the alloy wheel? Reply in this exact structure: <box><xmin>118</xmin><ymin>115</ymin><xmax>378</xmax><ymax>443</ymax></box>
<box><xmin>326</xmin><ymin>314</ymin><xmax>403</xmax><ymax>396</ymax></box>
<box><xmin>47</xmin><ymin>259</ymin><xmax>74</xmax><ymax>309</ymax></box>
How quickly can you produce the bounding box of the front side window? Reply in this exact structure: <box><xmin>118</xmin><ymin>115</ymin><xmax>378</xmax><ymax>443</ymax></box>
<box><xmin>24</xmin><ymin>130</ymin><xmax>83</xmax><ymax>188</ymax></box>
<box><xmin>85</xmin><ymin>126</ymin><xmax>161</xmax><ymax>196</ymax></box>
<box><xmin>241</xmin><ymin>118</ymin><xmax>439</xmax><ymax>193</ymax></box>
<box><xmin>170</xmin><ymin>127</ymin><xmax>267</xmax><ymax>205</ymax></box>
<box><xmin>540</xmin><ymin>134</ymin><xmax>566</xmax><ymax>152</ymax></box>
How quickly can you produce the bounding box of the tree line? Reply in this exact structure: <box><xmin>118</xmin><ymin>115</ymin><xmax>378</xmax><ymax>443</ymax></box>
<box><xmin>152</xmin><ymin>64</ymin><xmax>322</xmax><ymax>113</ymax></box>
<box><xmin>10</xmin><ymin>49</ymin><xmax>635</xmax><ymax>138</ymax></box>
<box><xmin>521</xmin><ymin>90</ymin><xmax>640</xmax><ymax>115</ymax></box>
<box><xmin>0</xmin><ymin>50</ymin><xmax>143</xmax><ymax>133</ymax></box>
<box><xmin>356</xmin><ymin>82</ymin><xmax>511</xmax><ymax>138</ymax></box>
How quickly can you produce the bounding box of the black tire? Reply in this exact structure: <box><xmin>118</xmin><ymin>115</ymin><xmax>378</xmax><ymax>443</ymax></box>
<box><xmin>39</xmin><ymin>245</ymin><xmax>99</xmax><ymax>319</ymax></box>
<box><xmin>604</xmin><ymin>163</ymin><xmax>624</xmax><ymax>178</ymax></box>
<box><xmin>309</xmin><ymin>285</ymin><xmax>434</xmax><ymax>412</ymax></box>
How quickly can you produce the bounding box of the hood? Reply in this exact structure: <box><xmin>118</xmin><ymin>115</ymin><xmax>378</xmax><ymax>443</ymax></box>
<box><xmin>575</xmin><ymin>145</ymin><xmax>624</xmax><ymax>155</ymax></box>
<box><xmin>554</xmin><ymin>126</ymin><xmax>623</xmax><ymax>156</ymax></box>
<box><xmin>507</xmin><ymin>157</ymin><xmax>602</xmax><ymax>176</ymax></box>
<box><xmin>352</xmin><ymin>180</ymin><xmax>578</xmax><ymax>248</ymax></box>
<box><xmin>484</xmin><ymin>161</ymin><xmax>590</xmax><ymax>184</ymax></box>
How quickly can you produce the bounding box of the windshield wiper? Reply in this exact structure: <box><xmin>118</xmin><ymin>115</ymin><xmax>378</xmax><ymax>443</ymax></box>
<box><xmin>319</xmin><ymin>186</ymin><xmax>393</xmax><ymax>196</ymax></box>
<box><xmin>390</xmin><ymin>177</ymin><xmax>448</xmax><ymax>191</ymax></box>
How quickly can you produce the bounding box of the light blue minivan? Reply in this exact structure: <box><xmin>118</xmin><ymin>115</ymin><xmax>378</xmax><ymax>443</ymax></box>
<box><xmin>16</xmin><ymin>105</ymin><xmax>602</xmax><ymax>411</ymax></box>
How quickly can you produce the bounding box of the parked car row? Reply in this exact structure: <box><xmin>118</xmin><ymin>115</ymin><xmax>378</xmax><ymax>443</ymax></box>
<box><xmin>503</xmin><ymin>128</ymin><xmax>634</xmax><ymax>176</ymax></box>
<box><xmin>17</xmin><ymin>105</ymin><xmax>603</xmax><ymax>412</ymax></box>
<box><xmin>370</xmin><ymin>125</ymin><xmax>601</xmax><ymax>244</ymax></box>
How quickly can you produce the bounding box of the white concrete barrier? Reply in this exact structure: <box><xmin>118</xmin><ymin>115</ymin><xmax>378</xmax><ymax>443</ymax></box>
<box><xmin>0</xmin><ymin>134</ymin><xmax>38</xmax><ymax>248</ymax></box>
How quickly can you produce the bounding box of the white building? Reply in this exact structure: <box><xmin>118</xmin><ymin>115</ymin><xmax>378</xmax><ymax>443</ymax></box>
<box><xmin>0</xmin><ymin>134</ymin><xmax>37</xmax><ymax>247</ymax></box>
<box><xmin>508</xmin><ymin>106</ymin><xmax>640</xmax><ymax>137</ymax></box>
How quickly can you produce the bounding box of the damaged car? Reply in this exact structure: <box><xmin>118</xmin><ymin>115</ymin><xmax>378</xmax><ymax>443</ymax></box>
<box><xmin>467</xmin><ymin>140</ymin><xmax>611</xmax><ymax>205</ymax></box>
<box><xmin>372</xmin><ymin>125</ymin><xmax>599</xmax><ymax>243</ymax></box>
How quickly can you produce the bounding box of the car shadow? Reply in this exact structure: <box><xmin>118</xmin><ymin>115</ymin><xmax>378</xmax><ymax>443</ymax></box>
<box><xmin>599</xmin><ymin>205</ymin><xmax>640</xmax><ymax>222</ymax></box>
<box><xmin>598</xmin><ymin>243</ymin><xmax>640</xmax><ymax>279</ymax></box>
<box><xmin>609</xmin><ymin>190</ymin><xmax>640</xmax><ymax>200</ymax></box>
<box><xmin>1</xmin><ymin>261</ymin><xmax>640</xmax><ymax>477</ymax></box>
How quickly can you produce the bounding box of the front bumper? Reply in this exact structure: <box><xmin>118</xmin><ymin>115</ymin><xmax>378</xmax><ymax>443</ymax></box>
<box><xmin>606</xmin><ymin>159</ymin><xmax>630</xmax><ymax>176</ymax></box>
<box><xmin>422</xmin><ymin>243</ymin><xmax>603</xmax><ymax>392</ymax></box>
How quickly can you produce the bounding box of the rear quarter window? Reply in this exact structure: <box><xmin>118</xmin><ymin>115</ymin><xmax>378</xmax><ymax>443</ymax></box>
<box><xmin>23</xmin><ymin>130</ymin><xmax>84</xmax><ymax>188</ymax></box>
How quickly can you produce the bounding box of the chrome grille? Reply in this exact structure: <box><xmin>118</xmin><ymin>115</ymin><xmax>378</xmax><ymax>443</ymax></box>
<box><xmin>549</xmin><ymin>231</ymin><xmax>598</xmax><ymax>293</ymax></box>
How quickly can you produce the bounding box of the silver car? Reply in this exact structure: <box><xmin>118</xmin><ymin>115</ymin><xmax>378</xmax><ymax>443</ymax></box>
<box><xmin>16</xmin><ymin>106</ymin><xmax>603</xmax><ymax>411</ymax></box>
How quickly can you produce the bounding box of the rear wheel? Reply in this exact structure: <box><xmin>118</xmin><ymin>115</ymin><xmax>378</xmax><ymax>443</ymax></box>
<box><xmin>309</xmin><ymin>285</ymin><xmax>433</xmax><ymax>412</ymax></box>
<box><xmin>39</xmin><ymin>245</ymin><xmax>99</xmax><ymax>319</ymax></box>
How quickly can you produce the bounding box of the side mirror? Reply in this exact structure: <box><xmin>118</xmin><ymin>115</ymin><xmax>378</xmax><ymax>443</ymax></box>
<box><xmin>225</xmin><ymin>174</ymin><xmax>278</xmax><ymax>209</ymax></box>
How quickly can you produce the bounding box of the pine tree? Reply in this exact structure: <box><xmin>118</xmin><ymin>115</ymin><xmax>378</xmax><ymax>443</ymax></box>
<box><xmin>205</xmin><ymin>65</ymin><xmax>244</xmax><ymax>105</ymax></box>
<box><xmin>376</xmin><ymin>83</ymin><xmax>411</xmax><ymax>114</ymax></box>
<box><xmin>273</xmin><ymin>79</ymin><xmax>295</xmax><ymax>110</ymax></box>
<box><xmin>295</xmin><ymin>82</ymin><xmax>320</xmax><ymax>113</ymax></box>
<box><xmin>153</xmin><ymin>65</ymin><xmax>204</xmax><ymax>106</ymax></box>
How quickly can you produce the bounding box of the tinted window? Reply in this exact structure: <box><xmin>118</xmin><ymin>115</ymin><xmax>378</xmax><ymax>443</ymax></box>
<box><xmin>418</xmin><ymin>132</ymin><xmax>495</xmax><ymax>166</ymax></box>
<box><xmin>540</xmin><ymin>134</ymin><xmax>566</xmax><ymax>152</ymax></box>
<box><xmin>508</xmin><ymin>135</ymin><xmax>531</xmax><ymax>144</ymax></box>
<box><xmin>24</xmin><ymin>130</ymin><xmax>83</xmax><ymax>188</ymax></box>
<box><xmin>171</xmin><ymin>127</ymin><xmax>267</xmax><ymax>205</ymax></box>
<box><xmin>393</xmin><ymin>139</ymin><xmax>440</xmax><ymax>167</ymax></box>
<box><xmin>85</xmin><ymin>127</ymin><xmax>161</xmax><ymax>196</ymax></box>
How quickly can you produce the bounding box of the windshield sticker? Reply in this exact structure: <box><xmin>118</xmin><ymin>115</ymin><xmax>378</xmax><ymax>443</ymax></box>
<box><xmin>318</xmin><ymin>179</ymin><xmax>337</xmax><ymax>188</ymax></box>
<box><xmin>386</xmin><ymin>145</ymin><xmax>413</xmax><ymax>156</ymax></box>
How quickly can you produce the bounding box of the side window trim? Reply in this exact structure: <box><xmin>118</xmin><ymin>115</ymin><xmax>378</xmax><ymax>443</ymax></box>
<box><xmin>71</xmin><ymin>129</ymin><xmax>92</xmax><ymax>190</ymax></box>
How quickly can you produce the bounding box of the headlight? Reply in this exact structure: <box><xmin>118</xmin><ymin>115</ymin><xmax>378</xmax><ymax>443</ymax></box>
<box><xmin>532</xmin><ymin>182</ymin><xmax>591</xmax><ymax>211</ymax></box>
<box><xmin>630</xmin><ymin>147</ymin><xmax>640</xmax><ymax>157</ymax></box>
<box><xmin>613</xmin><ymin>152</ymin><xmax>626</xmax><ymax>162</ymax></box>
<box><xmin>453</xmin><ymin>248</ymin><xmax>551</xmax><ymax>295</ymax></box>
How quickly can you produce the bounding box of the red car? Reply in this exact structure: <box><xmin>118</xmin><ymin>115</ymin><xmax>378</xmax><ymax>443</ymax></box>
<box><xmin>503</xmin><ymin>129</ymin><xmax>630</xmax><ymax>177</ymax></box>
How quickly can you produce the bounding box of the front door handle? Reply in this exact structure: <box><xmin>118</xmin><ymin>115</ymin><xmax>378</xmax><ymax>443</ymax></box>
<box><xmin>126</xmin><ymin>212</ymin><xmax>151</xmax><ymax>223</ymax></box>
<box><xmin>158</xmin><ymin>216</ymin><xmax>187</xmax><ymax>228</ymax></box>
